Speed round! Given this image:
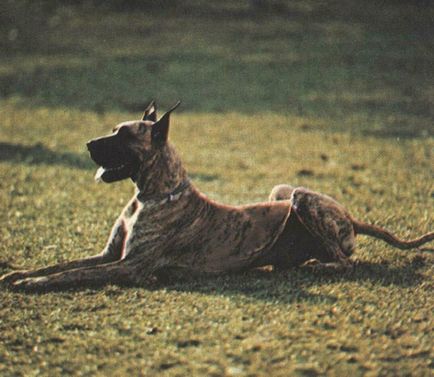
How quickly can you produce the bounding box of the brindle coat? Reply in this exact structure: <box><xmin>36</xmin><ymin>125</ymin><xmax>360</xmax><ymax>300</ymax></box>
<box><xmin>1</xmin><ymin>102</ymin><xmax>433</xmax><ymax>290</ymax></box>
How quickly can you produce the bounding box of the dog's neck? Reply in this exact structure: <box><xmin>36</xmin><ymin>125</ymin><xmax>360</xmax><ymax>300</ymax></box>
<box><xmin>134</xmin><ymin>142</ymin><xmax>189</xmax><ymax>200</ymax></box>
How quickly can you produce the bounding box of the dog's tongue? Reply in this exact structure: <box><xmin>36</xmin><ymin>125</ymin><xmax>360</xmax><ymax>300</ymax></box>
<box><xmin>95</xmin><ymin>167</ymin><xmax>106</xmax><ymax>182</ymax></box>
<box><xmin>95</xmin><ymin>166</ymin><xmax>131</xmax><ymax>183</ymax></box>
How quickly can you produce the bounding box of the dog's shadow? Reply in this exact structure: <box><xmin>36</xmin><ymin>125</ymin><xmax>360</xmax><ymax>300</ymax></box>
<box><xmin>148</xmin><ymin>257</ymin><xmax>427</xmax><ymax>306</ymax></box>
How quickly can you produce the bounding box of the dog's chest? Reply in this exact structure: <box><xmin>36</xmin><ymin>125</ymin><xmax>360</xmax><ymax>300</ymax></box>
<box><xmin>122</xmin><ymin>198</ymin><xmax>142</xmax><ymax>230</ymax></box>
<box><xmin>120</xmin><ymin>197</ymin><xmax>176</xmax><ymax>257</ymax></box>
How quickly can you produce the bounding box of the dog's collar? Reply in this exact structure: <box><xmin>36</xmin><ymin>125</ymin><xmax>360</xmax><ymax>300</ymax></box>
<box><xmin>136</xmin><ymin>179</ymin><xmax>191</xmax><ymax>204</ymax></box>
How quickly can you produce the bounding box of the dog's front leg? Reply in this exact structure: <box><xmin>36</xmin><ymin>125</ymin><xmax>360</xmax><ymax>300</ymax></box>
<box><xmin>10</xmin><ymin>259</ymin><xmax>143</xmax><ymax>291</ymax></box>
<box><xmin>0</xmin><ymin>217</ymin><xmax>127</xmax><ymax>286</ymax></box>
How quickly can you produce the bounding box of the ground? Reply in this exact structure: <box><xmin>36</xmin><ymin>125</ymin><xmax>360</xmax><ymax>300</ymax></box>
<box><xmin>0</xmin><ymin>1</ymin><xmax>433</xmax><ymax>376</ymax></box>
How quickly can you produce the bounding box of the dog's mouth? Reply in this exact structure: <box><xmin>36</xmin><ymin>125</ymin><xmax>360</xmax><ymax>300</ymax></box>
<box><xmin>87</xmin><ymin>134</ymin><xmax>141</xmax><ymax>183</ymax></box>
<box><xmin>95</xmin><ymin>163</ymin><xmax>135</xmax><ymax>183</ymax></box>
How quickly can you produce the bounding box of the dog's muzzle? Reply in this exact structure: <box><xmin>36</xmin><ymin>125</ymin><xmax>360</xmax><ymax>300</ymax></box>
<box><xmin>86</xmin><ymin>137</ymin><xmax>138</xmax><ymax>183</ymax></box>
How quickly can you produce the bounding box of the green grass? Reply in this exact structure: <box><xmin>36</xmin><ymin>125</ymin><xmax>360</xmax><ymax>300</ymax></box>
<box><xmin>0</xmin><ymin>1</ymin><xmax>433</xmax><ymax>376</ymax></box>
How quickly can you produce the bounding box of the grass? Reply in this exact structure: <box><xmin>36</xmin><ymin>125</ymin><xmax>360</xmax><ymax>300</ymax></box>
<box><xmin>0</xmin><ymin>1</ymin><xmax>433</xmax><ymax>376</ymax></box>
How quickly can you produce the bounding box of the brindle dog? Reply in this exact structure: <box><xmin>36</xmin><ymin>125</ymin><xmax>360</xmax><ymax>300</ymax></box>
<box><xmin>1</xmin><ymin>101</ymin><xmax>433</xmax><ymax>290</ymax></box>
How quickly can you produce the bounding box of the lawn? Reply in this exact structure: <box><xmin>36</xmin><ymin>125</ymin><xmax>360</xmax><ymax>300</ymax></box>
<box><xmin>0</xmin><ymin>1</ymin><xmax>433</xmax><ymax>376</ymax></box>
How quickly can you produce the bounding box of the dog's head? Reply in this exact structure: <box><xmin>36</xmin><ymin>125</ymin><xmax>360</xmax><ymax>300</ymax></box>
<box><xmin>87</xmin><ymin>101</ymin><xmax>180</xmax><ymax>183</ymax></box>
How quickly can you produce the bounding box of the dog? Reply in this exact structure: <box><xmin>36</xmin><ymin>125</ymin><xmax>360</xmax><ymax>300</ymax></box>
<box><xmin>1</xmin><ymin>101</ymin><xmax>433</xmax><ymax>290</ymax></box>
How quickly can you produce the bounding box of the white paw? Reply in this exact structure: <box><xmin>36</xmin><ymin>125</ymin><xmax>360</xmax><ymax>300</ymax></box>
<box><xmin>0</xmin><ymin>271</ymin><xmax>28</xmax><ymax>285</ymax></box>
<box><xmin>301</xmin><ymin>259</ymin><xmax>321</xmax><ymax>268</ymax></box>
<box><xmin>13</xmin><ymin>276</ymin><xmax>49</xmax><ymax>290</ymax></box>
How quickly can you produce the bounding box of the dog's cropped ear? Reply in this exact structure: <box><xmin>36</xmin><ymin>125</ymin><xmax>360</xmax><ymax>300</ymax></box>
<box><xmin>152</xmin><ymin>101</ymin><xmax>181</xmax><ymax>144</ymax></box>
<box><xmin>142</xmin><ymin>100</ymin><xmax>157</xmax><ymax>122</ymax></box>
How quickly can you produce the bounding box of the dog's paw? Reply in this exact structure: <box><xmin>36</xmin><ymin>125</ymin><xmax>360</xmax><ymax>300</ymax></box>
<box><xmin>300</xmin><ymin>259</ymin><xmax>353</xmax><ymax>274</ymax></box>
<box><xmin>12</xmin><ymin>276</ymin><xmax>49</xmax><ymax>291</ymax></box>
<box><xmin>301</xmin><ymin>259</ymin><xmax>321</xmax><ymax>269</ymax></box>
<box><xmin>0</xmin><ymin>271</ymin><xmax>28</xmax><ymax>286</ymax></box>
<box><xmin>300</xmin><ymin>259</ymin><xmax>325</xmax><ymax>274</ymax></box>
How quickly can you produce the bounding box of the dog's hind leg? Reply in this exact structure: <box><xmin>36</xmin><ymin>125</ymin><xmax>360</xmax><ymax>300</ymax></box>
<box><xmin>0</xmin><ymin>218</ymin><xmax>127</xmax><ymax>286</ymax></box>
<box><xmin>291</xmin><ymin>187</ymin><xmax>356</xmax><ymax>269</ymax></box>
<box><xmin>269</xmin><ymin>185</ymin><xmax>355</xmax><ymax>271</ymax></box>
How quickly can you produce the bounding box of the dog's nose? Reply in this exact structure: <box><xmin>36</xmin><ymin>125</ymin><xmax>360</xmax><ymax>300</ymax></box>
<box><xmin>86</xmin><ymin>140</ymin><xmax>94</xmax><ymax>150</ymax></box>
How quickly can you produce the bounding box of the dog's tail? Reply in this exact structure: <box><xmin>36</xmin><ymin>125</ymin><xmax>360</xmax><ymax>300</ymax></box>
<box><xmin>353</xmin><ymin>220</ymin><xmax>434</xmax><ymax>250</ymax></box>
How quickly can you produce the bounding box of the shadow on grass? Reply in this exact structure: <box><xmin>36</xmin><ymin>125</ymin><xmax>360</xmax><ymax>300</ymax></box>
<box><xmin>0</xmin><ymin>141</ymin><xmax>93</xmax><ymax>170</ymax></box>
<box><xmin>2</xmin><ymin>52</ymin><xmax>432</xmax><ymax>138</ymax></box>
<box><xmin>1</xmin><ymin>1</ymin><xmax>433</xmax><ymax>137</ymax></box>
<box><xmin>154</xmin><ymin>259</ymin><xmax>426</xmax><ymax>305</ymax></box>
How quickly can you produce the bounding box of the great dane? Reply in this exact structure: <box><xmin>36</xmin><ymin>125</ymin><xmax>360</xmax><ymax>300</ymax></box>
<box><xmin>1</xmin><ymin>101</ymin><xmax>433</xmax><ymax>290</ymax></box>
